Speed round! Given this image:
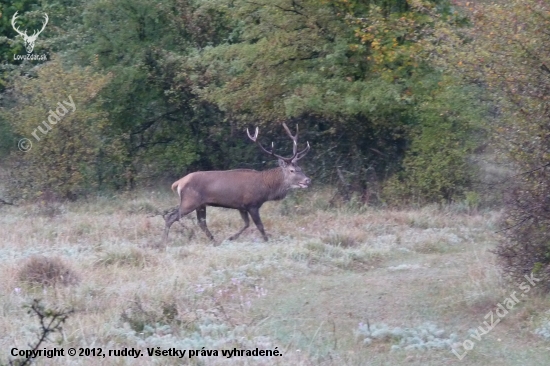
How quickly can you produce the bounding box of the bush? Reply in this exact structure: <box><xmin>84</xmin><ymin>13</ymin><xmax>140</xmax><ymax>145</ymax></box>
<box><xmin>356</xmin><ymin>321</ymin><xmax>458</xmax><ymax>351</ymax></box>
<box><xmin>458</xmin><ymin>0</ymin><xmax>550</xmax><ymax>293</ymax></box>
<box><xmin>17</xmin><ymin>256</ymin><xmax>80</xmax><ymax>287</ymax></box>
<box><xmin>382</xmin><ymin>79</ymin><xmax>482</xmax><ymax>205</ymax></box>
<box><xmin>3</xmin><ymin>58</ymin><xmax>119</xmax><ymax>201</ymax></box>
<box><xmin>493</xmin><ymin>174</ymin><xmax>550</xmax><ymax>292</ymax></box>
<box><xmin>120</xmin><ymin>296</ymin><xmax>180</xmax><ymax>335</ymax></box>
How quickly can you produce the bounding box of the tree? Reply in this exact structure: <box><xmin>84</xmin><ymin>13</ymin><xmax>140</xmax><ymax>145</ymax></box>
<box><xmin>3</xmin><ymin>58</ymin><xmax>116</xmax><ymax>200</ymax></box>
<box><xmin>0</xmin><ymin>0</ymin><xmax>57</xmax><ymax>158</ymax></box>
<box><xmin>194</xmin><ymin>0</ymin><xmax>482</xmax><ymax>203</ymax></box>
<box><xmin>1</xmin><ymin>0</ymin><xmax>485</xmax><ymax>204</ymax></box>
<box><xmin>459</xmin><ymin>0</ymin><xmax>550</xmax><ymax>289</ymax></box>
<box><xmin>46</xmin><ymin>0</ymin><xmax>240</xmax><ymax>185</ymax></box>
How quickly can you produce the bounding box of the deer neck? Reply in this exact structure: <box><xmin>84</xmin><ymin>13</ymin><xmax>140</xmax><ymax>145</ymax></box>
<box><xmin>261</xmin><ymin>167</ymin><xmax>289</xmax><ymax>201</ymax></box>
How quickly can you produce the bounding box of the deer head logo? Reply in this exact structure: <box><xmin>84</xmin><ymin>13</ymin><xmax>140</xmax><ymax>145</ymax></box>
<box><xmin>11</xmin><ymin>11</ymin><xmax>49</xmax><ymax>54</ymax></box>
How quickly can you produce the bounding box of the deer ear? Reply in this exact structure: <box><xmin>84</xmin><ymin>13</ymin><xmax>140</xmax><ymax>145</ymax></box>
<box><xmin>278</xmin><ymin>159</ymin><xmax>288</xmax><ymax>168</ymax></box>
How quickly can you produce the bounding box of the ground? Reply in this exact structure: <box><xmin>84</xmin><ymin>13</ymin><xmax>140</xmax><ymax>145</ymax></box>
<box><xmin>1</xmin><ymin>188</ymin><xmax>549</xmax><ymax>365</ymax></box>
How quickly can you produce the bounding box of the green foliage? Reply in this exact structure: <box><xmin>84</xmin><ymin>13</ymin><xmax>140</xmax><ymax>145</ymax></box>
<box><xmin>197</xmin><ymin>0</ymin><xmax>406</xmax><ymax>121</ymax></box>
<box><xmin>3</xmin><ymin>58</ymin><xmax>118</xmax><ymax>200</ymax></box>
<box><xmin>48</xmin><ymin>0</ymin><xmax>239</xmax><ymax>184</ymax></box>
<box><xmin>0</xmin><ymin>1</ymin><xmax>50</xmax><ymax>59</ymax></box>
<box><xmin>382</xmin><ymin>77</ymin><xmax>483</xmax><ymax>204</ymax></box>
<box><xmin>120</xmin><ymin>295</ymin><xmax>180</xmax><ymax>335</ymax></box>
<box><xmin>196</xmin><ymin>0</ymin><xmax>469</xmax><ymax>122</ymax></box>
<box><xmin>0</xmin><ymin>115</ymin><xmax>14</xmax><ymax>157</ymax></box>
<box><xmin>193</xmin><ymin>0</ymin><xmax>481</xmax><ymax>202</ymax></box>
<box><xmin>0</xmin><ymin>0</ymin><xmax>485</xmax><ymax>206</ymax></box>
<box><xmin>457</xmin><ymin>0</ymin><xmax>550</xmax><ymax>289</ymax></box>
<box><xmin>0</xmin><ymin>0</ymin><xmax>56</xmax><ymax>93</ymax></box>
<box><xmin>0</xmin><ymin>1</ymin><xmax>60</xmax><ymax>153</ymax></box>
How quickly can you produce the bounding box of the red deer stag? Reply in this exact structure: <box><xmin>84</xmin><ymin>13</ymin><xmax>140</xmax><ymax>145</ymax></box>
<box><xmin>163</xmin><ymin>123</ymin><xmax>311</xmax><ymax>243</ymax></box>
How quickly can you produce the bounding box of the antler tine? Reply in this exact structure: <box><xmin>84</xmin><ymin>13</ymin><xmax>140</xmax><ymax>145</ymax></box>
<box><xmin>247</xmin><ymin>124</ymin><xmax>310</xmax><ymax>163</ymax></box>
<box><xmin>293</xmin><ymin>141</ymin><xmax>310</xmax><ymax>162</ymax></box>
<box><xmin>247</xmin><ymin>126</ymin><xmax>288</xmax><ymax>161</ymax></box>
<box><xmin>282</xmin><ymin>122</ymin><xmax>299</xmax><ymax>155</ymax></box>
<box><xmin>11</xmin><ymin>11</ymin><xmax>27</xmax><ymax>37</ymax></box>
<box><xmin>246</xmin><ymin>127</ymin><xmax>259</xmax><ymax>141</ymax></box>
<box><xmin>282</xmin><ymin>122</ymin><xmax>311</xmax><ymax>162</ymax></box>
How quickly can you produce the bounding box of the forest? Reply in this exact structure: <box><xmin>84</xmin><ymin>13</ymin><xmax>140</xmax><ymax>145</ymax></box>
<box><xmin>1</xmin><ymin>0</ymin><xmax>488</xmax><ymax>201</ymax></box>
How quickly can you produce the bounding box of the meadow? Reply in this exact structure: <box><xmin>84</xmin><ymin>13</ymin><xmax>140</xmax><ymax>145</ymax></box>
<box><xmin>1</xmin><ymin>188</ymin><xmax>549</xmax><ymax>365</ymax></box>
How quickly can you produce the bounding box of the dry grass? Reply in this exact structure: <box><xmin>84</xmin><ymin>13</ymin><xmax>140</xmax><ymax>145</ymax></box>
<box><xmin>17</xmin><ymin>255</ymin><xmax>80</xmax><ymax>287</ymax></box>
<box><xmin>1</xmin><ymin>187</ymin><xmax>549</xmax><ymax>365</ymax></box>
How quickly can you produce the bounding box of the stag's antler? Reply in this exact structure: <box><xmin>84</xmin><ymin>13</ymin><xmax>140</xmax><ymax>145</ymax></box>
<box><xmin>247</xmin><ymin>127</ymin><xmax>288</xmax><ymax>161</ymax></box>
<box><xmin>247</xmin><ymin>123</ymin><xmax>310</xmax><ymax>163</ymax></box>
<box><xmin>281</xmin><ymin>122</ymin><xmax>310</xmax><ymax>162</ymax></box>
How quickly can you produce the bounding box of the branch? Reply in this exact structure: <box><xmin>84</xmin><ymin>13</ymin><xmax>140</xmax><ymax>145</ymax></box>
<box><xmin>484</xmin><ymin>162</ymin><xmax>550</xmax><ymax>187</ymax></box>
<box><xmin>8</xmin><ymin>299</ymin><xmax>73</xmax><ymax>366</ymax></box>
<box><xmin>269</xmin><ymin>52</ymin><xmax>320</xmax><ymax>67</ymax></box>
<box><xmin>516</xmin><ymin>162</ymin><xmax>550</xmax><ymax>177</ymax></box>
<box><xmin>130</xmin><ymin>109</ymin><xmax>180</xmax><ymax>136</ymax></box>
<box><xmin>495</xmin><ymin>214</ymin><xmax>533</xmax><ymax>233</ymax></box>
<box><xmin>245</xmin><ymin>1</ymin><xmax>306</xmax><ymax>17</ymax></box>
<box><xmin>134</xmin><ymin>138</ymin><xmax>175</xmax><ymax>149</ymax></box>
<box><xmin>0</xmin><ymin>198</ymin><xmax>14</xmax><ymax>205</ymax></box>
<box><xmin>272</xmin><ymin>3</ymin><xmax>306</xmax><ymax>17</ymax></box>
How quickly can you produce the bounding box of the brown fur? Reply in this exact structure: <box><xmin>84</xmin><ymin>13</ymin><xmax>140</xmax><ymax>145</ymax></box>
<box><xmin>163</xmin><ymin>163</ymin><xmax>310</xmax><ymax>243</ymax></box>
<box><xmin>163</xmin><ymin>123</ymin><xmax>311</xmax><ymax>244</ymax></box>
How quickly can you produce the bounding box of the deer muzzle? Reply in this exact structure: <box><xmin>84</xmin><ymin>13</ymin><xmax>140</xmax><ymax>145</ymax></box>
<box><xmin>298</xmin><ymin>177</ymin><xmax>311</xmax><ymax>188</ymax></box>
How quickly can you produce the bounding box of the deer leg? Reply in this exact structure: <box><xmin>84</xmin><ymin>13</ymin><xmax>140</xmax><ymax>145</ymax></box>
<box><xmin>228</xmin><ymin>209</ymin><xmax>250</xmax><ymax>241</ymax></box>
<box><xmin>164</xmin><ymin>204</ymin><xmax>196</xmax><ymax>243</ymax></box>
<box><xmin>248</xmin><ymin>207</ymin><xmax>268</xmax><ymax>241</ymax></box>
<box><xmin>163</xmin><ymin>208</ymin><xmax>181</xmax><ymax>242</ymax></box>
<box><xmin>196</xmin><ymin>205</ymin><xmax>214</xmax><ymax>241</ymax></box>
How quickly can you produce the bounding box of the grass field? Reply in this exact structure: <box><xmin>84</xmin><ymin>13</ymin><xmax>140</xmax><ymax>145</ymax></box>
<box><xmin>1</xmin><ymin>188</ymin><xmax>549</xmax><ymax>365</ymax></box>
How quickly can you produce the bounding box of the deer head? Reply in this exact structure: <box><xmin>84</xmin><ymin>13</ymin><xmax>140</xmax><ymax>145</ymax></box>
<box><xmin>247</xmin><ymin>122</ymin><xmax>311</xmax><ymax>188</ymax></box>
<box><xmin>12</xmin><ymin>11</ymin><xmax>49</xmax><ymax>54</ymax></box>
